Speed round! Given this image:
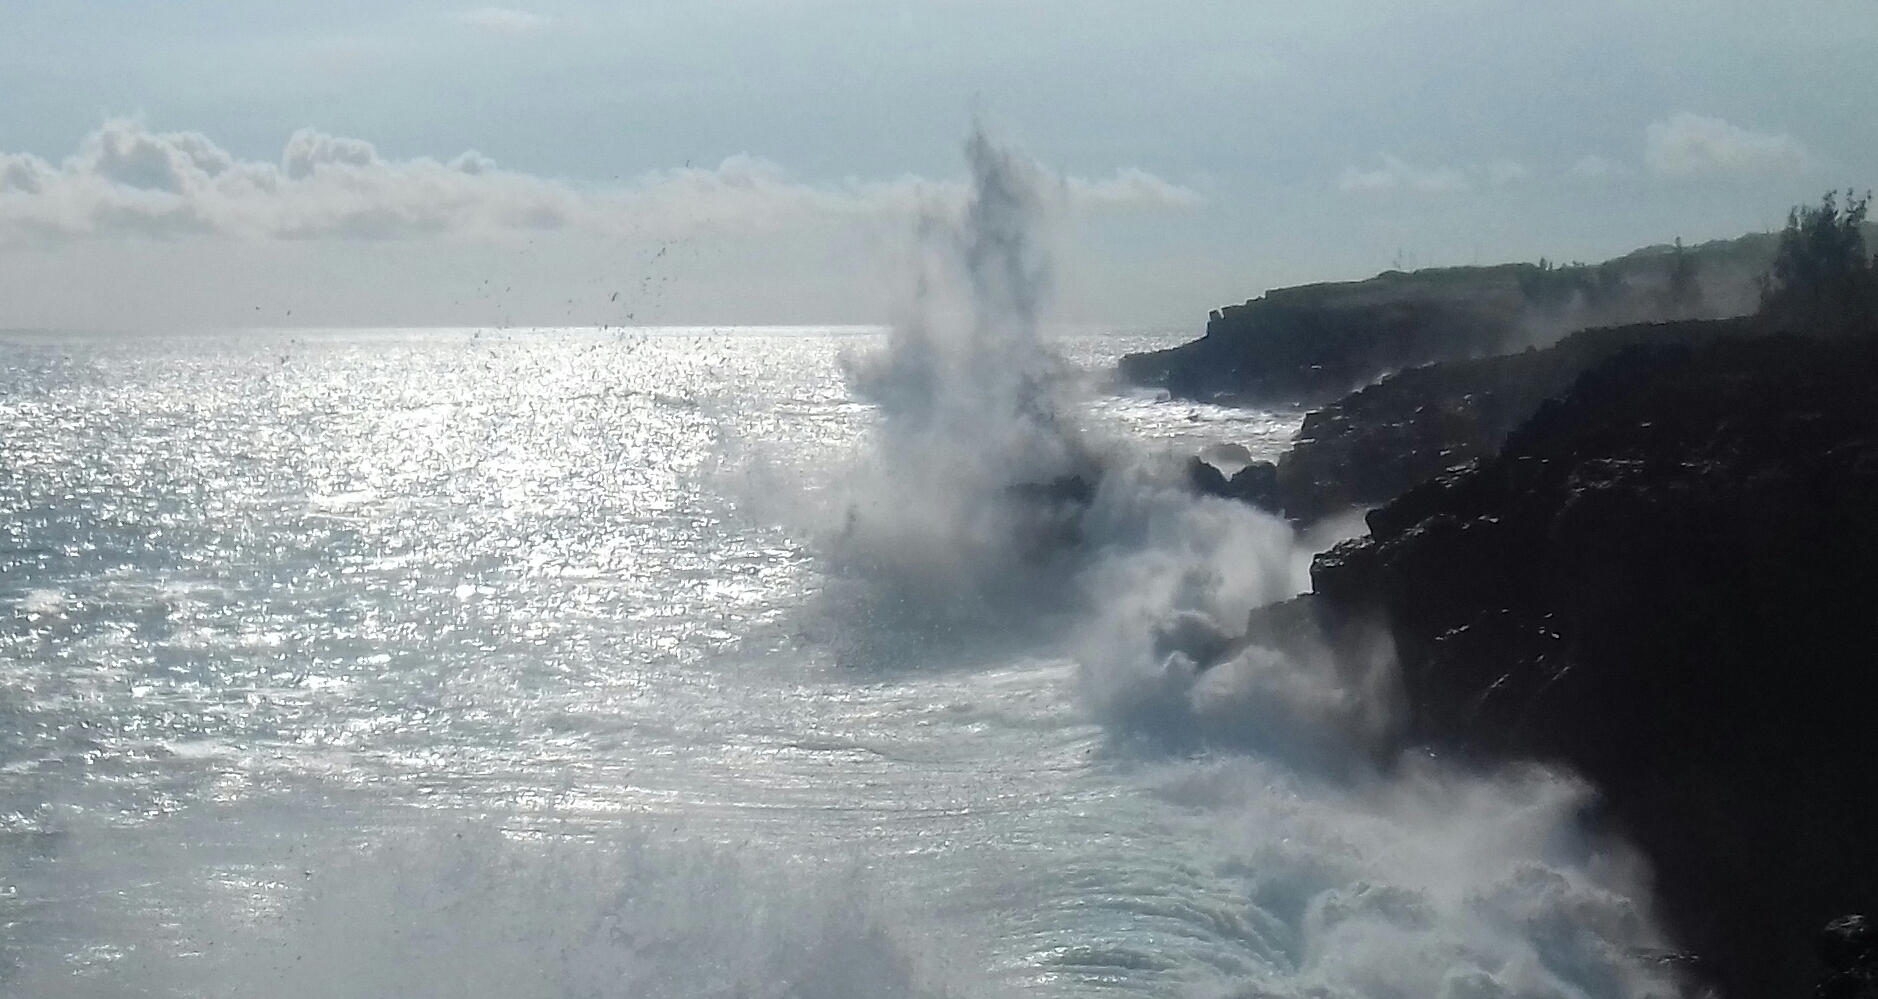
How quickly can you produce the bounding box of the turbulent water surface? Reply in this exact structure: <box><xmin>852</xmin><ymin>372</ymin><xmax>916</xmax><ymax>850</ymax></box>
<box><xmin>1</xmin><ymin>324</ymin><xmax>1673</xmax><ymax>999</ymax></box>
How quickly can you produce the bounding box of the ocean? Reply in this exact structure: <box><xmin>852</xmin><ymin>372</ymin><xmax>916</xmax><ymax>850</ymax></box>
<box><xmin>0</xmin><ymin>321</ymin><xmax>1679</xmax><ymax>999</ymax></box>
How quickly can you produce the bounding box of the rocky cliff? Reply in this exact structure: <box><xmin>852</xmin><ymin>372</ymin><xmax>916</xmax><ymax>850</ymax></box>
<box><xmin>1121</xmin><ymin>265</ymin><xmax>1532</xmax><ymax>405</ymax></box>
<box><xmin>1310</xmin><ymin>330</ymin><xmax>1878</xmax><ymax>997</ymax></box>
<box><xmin>1126</xmin><ymin>232</ymin><xmax>1777</xmax><ymax>407</ymax></box>
<box><xmin>1270</xmin><ymin>316</ymin><xmax>1754</xmax><ymax>521</ymax></box>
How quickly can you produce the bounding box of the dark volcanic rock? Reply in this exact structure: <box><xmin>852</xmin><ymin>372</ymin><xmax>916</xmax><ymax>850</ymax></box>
<box><xmin>1819</xmin><ymin>915</ymin><xmax>1878</xmax><ymax>999</ymax></box>
<box><xmin>1313</xmin><ymin>332</ymin><xmax>1878</xmax><ymax>997</ymax></box>
<box><xmin>1187</xmin><ymin>456</ymin><xmax>1283</xmax><ymax>512</ymax></box>
<box><xmin>1120</xmin><ymin>233</ymin><xmax>1779</xmax><ymax>407</ymax></box>
<box><xmin>1275</xmin><ymin>317</ymin><xmax>1754</xmax><ymax>521</ymax></box>
<box><xmin>1120</xmin><ymin>268</ymin><xmax>1529</xmax><ymax>406</ymax></box>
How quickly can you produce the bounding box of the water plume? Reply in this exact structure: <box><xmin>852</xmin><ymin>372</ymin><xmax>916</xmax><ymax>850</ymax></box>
<box><xmin>826</xmin><ymin>128</ymin><xmax>1687</xmax><ymax>998</ymax></box>
<box><xmin>831</xmin><ymin>127</ymin><xmax>1376</xmax><ymax>755</ymax></box>
<box><xmin>833</xmin><ymin>129</ymin><xmax>1104</xmax><ymax>622</ymax></box>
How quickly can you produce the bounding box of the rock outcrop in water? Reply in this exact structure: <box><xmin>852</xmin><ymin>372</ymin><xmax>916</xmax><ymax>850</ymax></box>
<box><xmin>1185</xmin><ymin>455</ymin><xmax>1283</xmax><ymax>511</ymax></box>
<box><xmin>1124</xmin><ymin>232</ymin><xmax>1777</xmax><ymax>407</ymax></box>
<box><xmin>1309</xmin><ymin>329</ymin><xmax>1878</xmax><ymax>998</ymax></box>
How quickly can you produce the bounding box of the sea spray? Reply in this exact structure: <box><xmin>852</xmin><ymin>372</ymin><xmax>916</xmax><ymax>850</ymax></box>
<box><xmin>0</xmin><ymin>131</ymin><xmax>1694</xmax><ymax>999</ymax></box>
<box><xmin>829</xmin><ymin>129</ymin><xmax>1686</xmax><ymax>997</ymax></box>
<box><xmin>834</xmin><ymin>130</ymin><xmax>1104</xmax><ymax>624</ymax></box>
<box><xmin>830</xmin><ymin>128</ymin><xmax>1378</xmax><ymax>754</ymax></box>
<box><xmin>6</xmin><ymin>815</ymin><xmax>974</xmax><ymax>999</ymax></box>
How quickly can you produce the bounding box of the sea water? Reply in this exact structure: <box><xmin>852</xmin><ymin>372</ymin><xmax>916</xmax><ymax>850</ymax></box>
<box><xmin>1</xmin><ymin>323</ymin><xmax>1676</xmax><ymax>999</ymax></box>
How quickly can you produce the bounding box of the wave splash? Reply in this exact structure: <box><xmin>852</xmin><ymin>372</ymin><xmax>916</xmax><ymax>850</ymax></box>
<box><xmin>1</xmin><ymin>129</ymin><xmax>1689</xmax><ymax>999</ymax></box>
<box><xmin>834</xmin><ymin>130</ymin><xmax>1102</xmax><ymax>620</ymax></box>
<box><xmin>9</xmin><ymin>820</ymin><xmax>977</xmax><ymax>999</ymax></box>
<box><xmin>830</xmin><ymin>128</ymin><xmax>1686</xmax><ymax>998</ymax></box>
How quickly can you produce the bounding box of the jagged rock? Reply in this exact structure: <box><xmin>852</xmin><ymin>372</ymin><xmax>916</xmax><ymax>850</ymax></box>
<box><xmin>1188</xmin><ymin>456</ymin><xmax>1283</xmax><ymax>513</ymax></box>
<box><xmin>1313</xmin><ymin>331</ymin><xmax>1878</xmax><ymax>998</ymax></box>
<box><xmin>1273</xmin><ymin>317</ymin><xmax>1753</xmax><ymax>521</ymax></box>
<box><xmin>1180</xmin><ymin>317</ymin><xmax>1753</xmax><ymax>524</ymax></box>
<box><xmin>1226</xmin><ymin>462</ymin><xmax>1281</xmax><ymax>511</ymax></box>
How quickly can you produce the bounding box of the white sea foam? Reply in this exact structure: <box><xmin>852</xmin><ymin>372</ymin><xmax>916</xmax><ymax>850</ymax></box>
<box><xmin>7</xmin><ymin>819</ymin><xmax>980</xmax><ymax>999</ymax></box>
<box><xmin>20</xmin><ymin>588</ymin><xmax>65</xmax><ymax>616</ymax></box>
<box><xmin>0</xmin><ymin>132</ymin><xmax>1685</xmax><ymax>999</ymax></box>
<box><xmin>822</xmin><ymin>129</ymin><xmax>1683</xmax><ymax>998</ymax></box>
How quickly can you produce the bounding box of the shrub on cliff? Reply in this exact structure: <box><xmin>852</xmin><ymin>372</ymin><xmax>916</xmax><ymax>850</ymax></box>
<box><xmin>1761</xmin><ymin>190</ymin><xmax>1878</xmax><ymax>334</ymax></box>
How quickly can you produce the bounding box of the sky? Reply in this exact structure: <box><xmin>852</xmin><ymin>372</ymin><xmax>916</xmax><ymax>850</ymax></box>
<box><xmin>1</xmin><ymin>0</ymin><xmax>1874</xmax><ymax>330</ymax></box>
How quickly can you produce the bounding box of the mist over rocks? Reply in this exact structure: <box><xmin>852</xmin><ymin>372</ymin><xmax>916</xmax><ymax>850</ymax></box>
<box><xmin>809</xmin><ymin>128</ymin><xmax>1709</xmax><ymax>999</ymax></box>
<box><xmin>1185</xmin><ymin>316</ymin><xmax>1753</xmax><ymax>524</ymax></box>
<box><xmin>1122</xmin><ymin>267</ymin><xmax>1528</xmax><ymax>407</ymax></box>
<box><xmin>829</xmin><ymin>133</ymin><xmax>1878</xmax><ymax>997</ymax></box>
<box><xmin>1264</xmin><ymin>316</ymin><xmax>1755</xmax><ymax>522</ymax></box>
<box><xmin>1308</xmin><ymin>330</ymin><xmax>1878</xmax><ymax>998</ymax></box>
<box><xmin>1186</xmin><ymin>454</ymin><xmax>1284</xmax><ymax>513</ymax></box>
<box><xmin>1121</xmin><ymin>231</ymin><xmax>1779</xmax><ymax>409</ymax></box>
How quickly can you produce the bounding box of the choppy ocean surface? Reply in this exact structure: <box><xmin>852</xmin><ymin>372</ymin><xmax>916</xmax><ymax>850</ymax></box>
<box><xmin>1</xmin><ymin>326</ymin><xmax>1673</xmax><ymax>999</ymax></box>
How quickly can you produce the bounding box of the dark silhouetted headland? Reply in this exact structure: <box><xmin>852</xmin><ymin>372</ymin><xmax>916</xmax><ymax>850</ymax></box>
<box><xmin>1193</xmin><ymin>195</ymin><xmax>1878</xmax><ymax>999</ymax></box>
<box><xmin>1125</xmin><ymin>231</ymin><xmax>1782</xmax><ymax>407</ymax></box>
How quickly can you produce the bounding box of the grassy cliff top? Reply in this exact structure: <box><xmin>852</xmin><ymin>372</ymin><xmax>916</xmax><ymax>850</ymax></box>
<box><xmin>1214</xmin><ymin>229</ymin><xmax>1792</xmax><ymax>320</ymax></box>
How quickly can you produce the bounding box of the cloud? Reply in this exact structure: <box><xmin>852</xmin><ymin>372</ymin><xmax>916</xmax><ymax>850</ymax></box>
<box><xmin>0</xmin><ymin>121</ymin><xmax>1197</xmax><ymax>244</ymax></box>
<box><xmin>1338</xmin><ymin>155</ymin><xmax>1533</xmax><ymax>195</ymax></box>
<box><xmin>1067</xmin><ymin>167</ymin><xmax>1203</xmax><ymax>209</ymax></box>
<box><xmin>1568</xmin><ymin>154</ymin><xmax>1632</xmax><ymax>180</ymax></box>
<box><xmin>1483</xmin><ymin>159</ymin><xmax>1530</xmax><ymax>187</ymax></box>
<box><xmin>1644</xmin><ymin>112</ymin><xmax>1809</xmax><ymax>178</ymax></box>
<box><xmin>1339</xmin><ymin>156</ymin><xmax>1469</xmax><ymax>195</ymax></box>
<box><xmin>461</xmin><ymin>6</ymin><xmax>548</xmax><ymax>34</ymax></box>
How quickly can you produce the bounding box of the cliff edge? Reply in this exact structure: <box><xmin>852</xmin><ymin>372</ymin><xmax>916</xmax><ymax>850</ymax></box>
<box><xmin>1311</xmin><ymin>331</ymin><xmax>1878</xmax><ymax>997</ymax></box>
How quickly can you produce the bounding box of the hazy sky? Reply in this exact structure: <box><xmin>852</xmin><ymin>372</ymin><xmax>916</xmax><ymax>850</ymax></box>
<box><xmin>2</xmin><ymin>0</ymin><xmax>1873</xmax><ymax>330</ymax></box>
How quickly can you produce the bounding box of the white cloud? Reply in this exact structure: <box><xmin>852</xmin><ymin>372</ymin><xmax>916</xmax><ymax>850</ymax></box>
<box><xmin>461</xmin><ymin>6</ymin><xmax>549</xmax><ymax>34</ymax></box>
<box><xmin>1339</xmin><ymin>155</ymin><xmax>1470</xmax><ymax>195</ymax></box>
<box><xmin>1568</xmin><ymin>154</ymin><xmax>1632</xmax><ymax>180</ymax></box>
<box><xmin>1338</xmin><ymin>155</ymin><xmax>1533</xmax><ymax>195</ymax></box>
<box><xmin>1644</xmin><ymin>112</ymin><xmax>1809</xmax><ymax>178</ymax></box>
<box><xmin>0</xmin><ymin>121</ymin><xmax>1197</xmax><ymax>244</ymax></box>
<box><xmin>1483</xmin><ymin>159</ymin><xmax>1530</xmax><ymax>187</ymax></box>
<box><xmin>1067</xmin><ymin>167</ymin><xmax>1203</xmax><ymax>209</ymax></box>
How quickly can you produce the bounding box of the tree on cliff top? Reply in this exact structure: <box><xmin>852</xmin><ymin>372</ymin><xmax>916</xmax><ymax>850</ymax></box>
<box><xmin>1761</xmin><ymin>190</ymin><xmax>1877</xmax><ymax>334</ymax></box>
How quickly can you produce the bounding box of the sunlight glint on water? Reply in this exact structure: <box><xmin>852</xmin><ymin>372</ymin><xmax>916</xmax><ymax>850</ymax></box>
<box><xmin>1</xmin><ymin>326</ymin><xmax>1308</xmax><ymax>997</ymax></box>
